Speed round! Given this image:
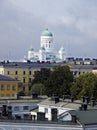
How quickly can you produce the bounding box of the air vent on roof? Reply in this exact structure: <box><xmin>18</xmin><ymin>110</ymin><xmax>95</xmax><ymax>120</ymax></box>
<box><xmin>51</xmin><ymin>95</ymin><xmax>59</xmax><ymax>104</ymax></box>
<box><xmin>81</xmin><ymin>96</ymin><xmax>85</xmax><ymax>103</ymax></box>
<box><xmin>72</xmin><ymin>114</ymin><xmax>77</xmax><ymax>123</ymax></box>
<box><xmin>79</xmin><ymin>104</ymin><xmax>87</xmax><ymax>111</ymax></box>
<box><xmin>91</xmin><ymin>97</ymin><xmax>96</xmax><ymax>107</ymax></box>
<box><xmin>32</xmin><ymin>93</ymin><xmax>38</xmax><ymax>99</ymax></box>
<box><xmin>71</xmin><ymin>97</ymin><xmax>74</xmax><ymax>102</ymax></box>
<box><xmin>51</xmin><ymin>108</ymin><xmax>58</xmax><ymax>121</ymax></box>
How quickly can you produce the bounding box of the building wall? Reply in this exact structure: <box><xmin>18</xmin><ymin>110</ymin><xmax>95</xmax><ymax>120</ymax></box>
<box><xmin>0</xmin><ymin>81</ymin><xmax>18</xmax><ymax>98</ymax></box>
<box><xmin>38</xmin><ymin>105</ymin><xmax>73</xmax><ymax>121</ymax></box>
<box><xmin>0</xmin><ymin>67</ymin><xmax>35</xmax><ymax>95</ymax></box>
<box><xmin>0</xmin><ymin>102</ymin><xmax>37</xmax><ymax>119</ymax></box>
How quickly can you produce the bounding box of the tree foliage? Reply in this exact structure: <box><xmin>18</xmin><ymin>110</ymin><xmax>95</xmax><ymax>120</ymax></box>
<box><xmin>31</xmin><ymin>83</ymin><xmax>45</xmax><ymax>95</ymax></box>
<box><xmin>45</xmin><ymin>65</ymin><xmax>73</xmax><ymax>97</ymax></box>
<box><xmin>71</xmin><ymin>72</ymin><xmax>97</xmax><ymax>99</ymax></box>
<box><xmin>32</xmin><ymin>68</ymin><xmax>51</xmax><ymax>84</ymax></box>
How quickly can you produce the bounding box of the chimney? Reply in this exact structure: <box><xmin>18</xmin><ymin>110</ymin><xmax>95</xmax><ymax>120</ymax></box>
<box><xmin>51</xmin><ymin>95</ymin><xmax>59</xmax><ymax>104</ymax></box>
<box><xmin>32</xmin><ymin>93</ymin><xmax>38</xmax><ymax>99</ymax></box>
<box><xmin>81</xmin><ymin>96</ymin><xmax>85</xmax><ymax>103</ymax></box>
<box><xmin>91</xmin><ymin>97</ymin><xmax>95</xmax><ymax>107</ymax></box>
<box><xmin>71</xmin><ymin>97</ymin><xmax>74</xmax><ymax>102</ymax></box>
<box><xmin>51</xmin><ymin>108</ymin><xmax>58</xmax><ymax>121</ymax></box>
<box><xmin>80</xmin><ymin>103</ymin><xmax>87</xmax><ymax>111</ymax></box>
<box><xmin>85</xmin><ymin>97</ymin><xmax>89</xmax><ymax>104</ymax></box>
<box><xmin>91</xmin><ymin>100</ymin><xmax>95</xmax><ymax>107</ymax></box>
<box><xmin>72</xmin><ymin>115</ymin><xmax>77</xmax><ymax>123</ymax></box>
<box><xmin>54</xmin><ymin>97</ymin><xmax>59</xmax><ymax>104</ymax></box>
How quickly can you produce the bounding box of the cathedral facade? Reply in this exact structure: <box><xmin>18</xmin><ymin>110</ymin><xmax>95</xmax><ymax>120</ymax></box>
<box><xmin>25</xmin><ymin>29</ymin><xmax>65</xmax><ymax>63</ymax></box>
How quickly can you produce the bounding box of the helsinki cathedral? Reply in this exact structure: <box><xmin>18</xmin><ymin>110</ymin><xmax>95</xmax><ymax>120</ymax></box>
<box><xmin>24</xmin><ymin>29</ymin><xmax>65</xmax><ymax>63</ymax></box>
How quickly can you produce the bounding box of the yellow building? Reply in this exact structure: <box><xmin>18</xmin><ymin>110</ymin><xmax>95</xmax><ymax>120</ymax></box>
<box><xmin>0</xmin><ymin>62</ymin><xmax>53</xmax><ymax>95</ymax></box>
<box><xmin>0</xmin><ymin>61</ymin><xmax>96</xmax><ymax>95</ymax></box>
<box><xmin>0</xmin><ymin>74</ymin><xmax>19</xmax><ymax>99</ymax></box>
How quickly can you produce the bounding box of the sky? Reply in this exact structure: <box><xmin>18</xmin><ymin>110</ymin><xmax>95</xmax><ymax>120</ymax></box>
<box><xmin>0</xmin><ymin>0</ymin><xmax>97</xmax><ymax>60</ymax></box>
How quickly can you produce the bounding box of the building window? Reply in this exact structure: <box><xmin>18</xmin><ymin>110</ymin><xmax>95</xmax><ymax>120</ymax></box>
<box><xmin>23</xmin><ymin>78</ymin><xmax>26</xmax><ymax>83</ymax></box>
<box><xmin>23</xmin><ymin>71</ymin><xmax>26</xmax><ymax>75</ymax></box>
<box><xmin>23</xmin><ymin>106</ymin><xmax>29</xmax><ymax>110</ymax></box>
<box><xmin>29</xmin><ymin>78</ymin><xmax>32</xmax><ymax>83</ymax></box>
<box><xmin>14</xmin><ymin>106</ymin><xmax>19</xmax><ymax>111</ymax></box>
<box><xmin>12</xmin><ymin>85</ymin><xmax>16</xmax><ymax>90</ymax></box>
<box><xmin>6</xmin><ymin>94</ymin><xmax>10</xmax><ymax>97</ymax></box>
<box><xmin>7</xmin><ymin>71</ymin><xmax>10</xmax><ymax>75</ymax></box>
<box><xmin>29</xmin><ymin>71</ymin><xmax>31</xmax><ymax>75</ymax></box>
<box><xmin>6</xmin><ymin>85</ymin><xmax>10</xmax><ymax>90</ymax></box>
<box><xmin>1</xmin><ymin>85</ymin><xmax>4</xmax><ymax>90</ymax></box>
<box><xmin>15</xmin><ymin>71</ymin><xmax>18</xmax><ymax>75</ymax></box>
<box><xmin>23</xmin><ymin>86</ymin><xmax>25</xmax><ymax>91</ymax></box>
<box><xmin>29</xmin><ymin>86</ymin><xmax>31</xmax><ymax>91</ymax></box>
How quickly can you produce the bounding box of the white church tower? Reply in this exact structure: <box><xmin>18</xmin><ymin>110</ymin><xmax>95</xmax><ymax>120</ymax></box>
<box><xmin>40</xmin><ymin>28</ymin><xmax>53</xmax><ymax>52</ymax></box>
<box><xmin>39</xmin><ymin>47</ymin><xmax>46</xmax><ymax>62</ymax></box>
<box><xmin>59</xmin><ymin>47</ymin><xmax>65</xmax><ymax>61</ymax></box>
<box><xmin>28</xmin><ymin>47</ymin><xmax>34</xmax><ymax>59</ymax></box>
<box><xmin>25</xmin><ymin>28</ymin><xmax>66</xmax><ymax>63</ymax></box>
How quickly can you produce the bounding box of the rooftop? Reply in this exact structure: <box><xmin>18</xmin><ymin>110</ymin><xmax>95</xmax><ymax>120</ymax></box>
<box><xmin>0</xmin><ymin>74</ymin><xmax>18</xmax><ymax>82</ymax></box>
<box><xmin>38</xmin><ymin>98</ymin><xmax>82</xmax><ymax>110</ymax></box>
<box><xmin>41</xmin><ymin>29</ymin><xmax>53</xmax><ymax>37</ymax></box>
<box><xmin>38</xmin><ymin>97</ymin><xmax>97</xmax><ymax>110</ymax></box>
<box><xmin>69</xmin><ymin>109</ymin><xmax>97</xmax><ymax>125</ymax></box>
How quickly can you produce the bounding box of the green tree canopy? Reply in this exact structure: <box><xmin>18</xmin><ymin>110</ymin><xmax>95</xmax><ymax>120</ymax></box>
<box><xmin>71</xmin><ymin>72</ymin><xmax>97</xmax><ymax>99</ymax></box>
<box><xmin>45</xmin><ymin>65</ymin><xmax>73</xmax><ymax>97</ymax></box>
<box><xmin>32</xmin><ymin>68</ymin><xmax>51</xmax><ymax>84</ymax></box>
<box><xmin>31</xmin><ymin>83</ymin><xmax>45</xmax><ymax>95</ymax></box>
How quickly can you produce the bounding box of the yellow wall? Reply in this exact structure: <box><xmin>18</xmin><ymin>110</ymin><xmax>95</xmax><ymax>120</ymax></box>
<box><xmin>0</xmin><ymin>81</ymin><xmax>18</xmax><ymax>97</ymax></box>
<box><xmin>0</xmin><ymin>67</ymin><xmax>35</xmax><ymax>95</ymax></box>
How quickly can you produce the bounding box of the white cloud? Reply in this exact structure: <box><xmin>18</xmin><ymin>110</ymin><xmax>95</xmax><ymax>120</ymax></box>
<box><xmin>0</xmin><ymin>0</ymin><xmax>97</xmax><ymax>60</ymax></box>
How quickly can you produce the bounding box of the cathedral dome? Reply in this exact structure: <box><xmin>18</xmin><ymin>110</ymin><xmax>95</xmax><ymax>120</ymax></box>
<box><xmin>59</xmin><ymin>47</ymin><xmax>65</xmax><ymax>53</ymax></box>
<box><xmin>29</xmin><ymin>47</ymin><xmax>34</xmax><ymax>51</ymax></box>
<box><xmin>40</xmin><ymin>47</ymin><xmax>45</xmax><ymax>51</ymax></box>
<box><xmin>41</xmin><ymin>28</ymin><xmax>53</xmax><ymax>37</ymax></box>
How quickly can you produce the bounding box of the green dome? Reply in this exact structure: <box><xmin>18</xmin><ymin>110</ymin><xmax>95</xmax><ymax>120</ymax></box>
<box><xmin>59</xmin><ymin>47</ymin><xmax>65</xmax><ymax>52</ymax></box>
<box><xmin>42</xmin><ymin>28</ymin><xmax>53</xmax><ymax>37</ymax></box>
<box><xmin>40</xmin><ymin>47</ymin><xmax>45</xmax><ymax>51</ymax></box>
<box><xmin>29</xmin><ymin>47</ymin><xmax>34</xmax><ymax>51</ymax></box>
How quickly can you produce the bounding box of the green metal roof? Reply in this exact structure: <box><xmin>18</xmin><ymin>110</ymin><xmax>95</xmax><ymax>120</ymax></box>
<box><xmin>29</xmin><ymin>48</ymin><xmax>34</xmax><ymax>51</ymax></box>
<box><xmin>40</xmin><ymin>47</ymin><xmax>45</xmax><ymax>51</ymax></box>
<box><xmin>42</xmin><ymin>29</ymin><xmax>53</xmax><ymax>37</ymax></box>
<box><xmin>69</xmin><ymin>109</ymin><xmax>97</xmax><ymax>125</ymax></box>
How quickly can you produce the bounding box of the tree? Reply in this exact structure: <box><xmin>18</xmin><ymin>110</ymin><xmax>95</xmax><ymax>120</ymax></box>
<box><xmin>71</xmin><ymin>72</ymin><xmax>97</xmax><ymax>99</ymax></box>
<box><xmin>31</xmin><ymin>83</ymin><xmax>45</xmax><ymax>95</ymax></box>
<box><xmin>32</xmin><ymin>68</ymin><xmax>51</xmax><ymax>84</ymax></box>
<box><xmin>45</xmin><ymin>65</ymin><xmax>73</xmax><ymax>97</ymax></box>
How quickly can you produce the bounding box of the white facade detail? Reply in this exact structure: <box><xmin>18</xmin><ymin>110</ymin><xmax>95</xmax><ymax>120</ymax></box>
<box><xmin>38</xmin><ymin>105</ymin><xmax>73</xmax><ymax>121</ymax></box>
<box><xmin>25</xmin><ymin>28</ymin><xmax>65</xmax><ymax>63</ymax></box>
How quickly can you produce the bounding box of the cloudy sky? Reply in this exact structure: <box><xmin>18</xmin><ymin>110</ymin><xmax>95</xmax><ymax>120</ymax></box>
<box><xmin>0</xmin><ymin>0</ymin><xmax>97</xmax><ymax>60</ymax></box>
